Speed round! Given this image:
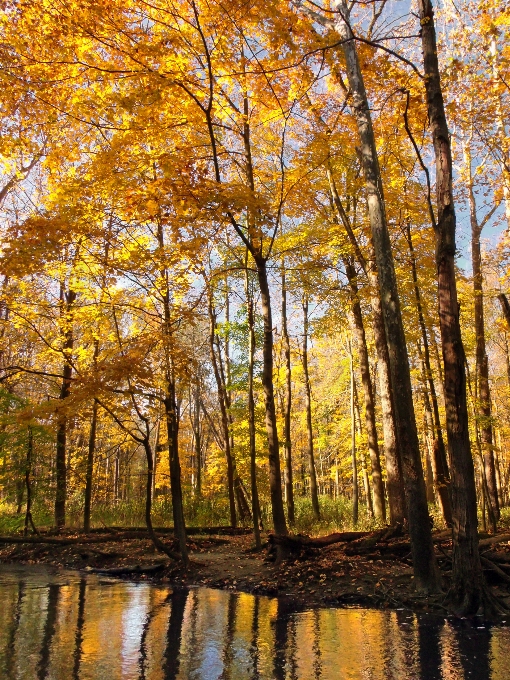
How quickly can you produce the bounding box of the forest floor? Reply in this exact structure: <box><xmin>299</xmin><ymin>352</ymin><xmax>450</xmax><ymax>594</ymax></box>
<box><xmin>1</xmin><ymin>527</ymin><xmax>510</xmax><ymax>617</ymax></box>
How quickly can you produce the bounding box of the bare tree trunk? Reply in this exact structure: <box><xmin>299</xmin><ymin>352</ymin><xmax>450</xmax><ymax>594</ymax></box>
<box><xmin>405</xmin><ymin>225</ymin><xmax>452</xmax><ymax>526</ymax></box>
<box><xmin>55</xmin><ymin>285</ymin><xmax>76</xmax><ymax>529</ymax></box>
<box><xmin>24</xmin><ymin>426</ymin><xmax>38</xmax><ymax>536</ymax></box>
<box><xmin>499</xmin><ymin>294</ymin><xmax>510</xmax><ymax>331</ymax></box>
<box><xmin>348</xmin><ymin>338</ymin><xmax>358</xmax><ymax>525</ymax></box>
<box><xmin>302</xmin><ymin>296</ymin><xmax>320</xmax><ymax>521</ymax></box>
<box><xmin>207</xmin><ymin>293</ymin><xmax>237</xmax><ymax>528</ymax></box>
<box><xmin>334</xmin><ymin>0</ymin><xmax>438</xmax><ymax>592</ymax></box>
<box><xmin>281</xmin><ymin>262</ymin><xmax>295</xmax><ymax>525</ymax></box>
<box><xmin>155</xmin><ymin>219</ymin><xmax>188</xmax><ymax>565</ymax></box>
<box><xmin>344</xmin><ymin>257</ymin><xmax>385</xmax><ymax>521</ymax></box>
<box><xmin>255</xmin><ymin>255</ymin><xmax>287</xmax><ymax>536</ymax></box>
<box><xmin>466</xmin><ymin>144</ymin><xmax>499</xmax><ymax>521</ymax></box>
<box><xmin>245</xmin><ymin>263</ymin><xmax>261</xmax><ymax>548</ymax></box>
<box><xmin>354</xmin><ymin>378</ymin><xmax>373</xmax><ymax>517</ymax></box>
<box><xmin>328</xmin><ymin>173</ymin><xmax>405</xmax><ymax>524</ymax></box>
<box><xmin>164</xmin><ymin>380</ymin><xmax>189</xmax><ymax>566</ymax></box>
<box><xmin>193</xmin><ymin>383</ymin><xmax>202</xmax><ymax>497</ymax></box>
<box><xmin>83</xmin><ymin>398</ymin><xmax>98</xmax><ymax>533</ymax></box>
<box><xmin>417</xmin><ymin>0</ymin><xmax>482</xmax><ymax>613</ymax></box>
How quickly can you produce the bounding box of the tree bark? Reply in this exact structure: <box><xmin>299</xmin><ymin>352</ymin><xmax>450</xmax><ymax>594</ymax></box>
<box><xmin>466</xmin><ymin>145</ymin><xmax>499</xmax><ymax>521</ymax></box>
<box><xmin>24</xmin><ymin>426</ymin><xmax>38</xmax><ymax>536</ymax></box>
<box><xmin>83</xmin><ymin>398</ymin><xmax>98</xmax><ymax>533</ymax></box>
<box><xmin>348</xmin><ymin>338</ymin><xmax>358</xmax><ymax>525</ymax></box>
<box><xmin>281</xmin><ymin>262</ymin><xmax>295</xmax><ymax>525</ymax></box>
<box><xmin>417</xmin><ymin>0</ymin><xmax>482</xmax><ymax>613</ymax></box>
<box><xmin>207</xmin><ymin>293</ymin><xmax>237</xmax><ymax>528</ymax></box>
<box><xmin>302</xmin><ymin>296</ymin><xmax>320</xmax><ymax>521</ymax></box>
<box><xmin>245</xmin><ymin>262</ymin><xmax>261</xmax><ymax>548</ymax></box>
<box><xmin>334</xmin><ymin>0</ymin><xmax>438</xmax><ymax>591</ymax></box>
<box><xmin>55</xmin><ymin>285</ymin><xmax>76</xmax><ymax>529</ymax></box>
<box><xmin>193</xmin><ymin>382</ymin><xmax>202</xmax><ymax>496</ymax></box>
<box><xmin>328</xmin><ymin>172</ymin><xmax>405</xmax><ymax>524</ymax></box>
<box><xmin>156</xmin><ymin>220</ymin><xmax>188</xmax><ymax>565</ymax></box>
<box><xmin>344</xmin><ymin>257</ymin><xmax>386</xmax><ymax>521</ymax></box>
<box><xmin>163</xmin><ymin>381</ymin><xmax>189</xmax><ymax>566</ymax></box>
<box><xmin>405</xmin><ymin>225</ymin><xmax>452</xmax><ymax>526</ymax></box>
<box><xmin>255</xmin><ymin>255</ymin><xmax>287</xmax><ymax>536</ymax></box>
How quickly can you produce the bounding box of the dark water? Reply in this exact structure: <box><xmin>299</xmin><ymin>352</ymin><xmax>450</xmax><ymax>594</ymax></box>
<box><xmin>0</xmin><ymin>565</ymin><xmax>509</xmax><ymax>679</ymax></box>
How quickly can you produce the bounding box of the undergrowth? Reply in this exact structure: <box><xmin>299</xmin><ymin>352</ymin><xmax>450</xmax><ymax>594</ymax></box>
<box><xmin>0</xmin><ymin>493</ymin><xmax>452</xmax><ymax>536</ymax></box>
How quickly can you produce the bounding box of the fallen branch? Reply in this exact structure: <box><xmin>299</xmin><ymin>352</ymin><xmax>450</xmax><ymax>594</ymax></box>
<box><xmin>86</xmin><ymin>563</ymin><xmax>168</xmax><ymax>576</ymax></box>
<box><xmin>480</xmin><ymin>556</ymin><xmax>510</xmax><ymax>583</ymax></box>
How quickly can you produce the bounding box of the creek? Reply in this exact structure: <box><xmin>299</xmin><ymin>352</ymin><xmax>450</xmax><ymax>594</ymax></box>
<box><xmin>0</xmin><ymin>564</ymin><xmax>509</xmax><ymax>679</ymax></box>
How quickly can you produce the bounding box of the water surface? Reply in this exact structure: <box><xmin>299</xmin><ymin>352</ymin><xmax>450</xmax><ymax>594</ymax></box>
<box><xmin>0</xmin><ymin>564</ymin><xmax>508</xmax><ymax>679</ymax></box>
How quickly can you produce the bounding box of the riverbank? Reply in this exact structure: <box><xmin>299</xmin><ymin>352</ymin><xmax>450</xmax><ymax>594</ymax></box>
<box><xmin>1</xmin><ymin>528</ymin><xmax>510</xmax><ymax>617</ymax></box>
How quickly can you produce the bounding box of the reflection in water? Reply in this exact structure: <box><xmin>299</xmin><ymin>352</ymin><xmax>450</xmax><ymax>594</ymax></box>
<box><xmin>0</xmin><ymin>565</ymin><xmax>509</xmax><ymax>679</ymax></box>
<box><xmin>38</xmin><ymin>584</ymin><xmax>61</xmax><ymax>680</ymax></box>
<box><xmin>73</xmin><ymin>580</ymin><xmax>86</xmax><ymax>680</ymax></box>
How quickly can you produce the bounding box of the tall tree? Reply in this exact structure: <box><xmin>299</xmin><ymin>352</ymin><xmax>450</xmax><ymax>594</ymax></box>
<box><xmin>417</xmin><ymin>0</ymin><xmax>483</xmax><ymax>613</ymax></box>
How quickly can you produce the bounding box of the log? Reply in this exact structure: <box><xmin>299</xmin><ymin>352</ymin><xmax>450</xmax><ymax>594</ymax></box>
<box><xmin>344</xmin><ymin>524</ymin><xmax>403</xmax><ymax>555</ymax></box>
<box><xmin>481</xmin><ymin>550</ymin><xmax>510</xmax><ymax>564</ymax></box>
<box><xmin>269</xmin><ymin>530</ymin><xmax>372</xmax><ymax>551</ymax></box>
<box><xmin>478</xmin><ymin>534</ymin><xmax>510</xmax><ymax>547</ymax></box>
<box><xmin>86</xmin><ymin>563</ymin><xmax>168</xmax><ymax>576</ymax></box>
<box><xmin>84</xmin><ymin>526</ymin><xmax>251</xmax><ymax>536</ymax></box>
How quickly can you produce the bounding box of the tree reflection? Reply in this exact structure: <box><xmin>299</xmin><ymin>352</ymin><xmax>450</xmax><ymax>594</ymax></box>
<box><xmin>250</xmin><ymin>594</ymin><xmax>260</xmax><ymax>679</ymax></box>
<box><xmin>456</xmin><ymin>621</ymin><xmax>491</xmax><ymax>679</ymax></box>
<box><xmin>37</xmin><ymin>584</ymin><xmax>61</xmax><ymax>680</ymax></box>
<box><xmin>417</xmin><ymin>616</ymin><xmax>443</xmax><ymax>680</ymax></box>
<box><xmin>3</xmin><ymin>580</ymin><xmax>25</xmax><ymax>678</ymax></box>
<box><xmin>162</xmin><ymin>589</ymin><xmax>189</xmax><ymax>680</ymax></box>
<box><xmin>273</xmin><ymin>599</ymin><xmax>298</xmax><ymax>680</ymax></box>
<box><xmin>220</xmin><ymin>593</ymin><xmax>238</xmax><ymax>680</ymax></box>
<box><xmin>72</xmin><ymin>579</ymin><xmax>87</xmax><ymax>680</ymax></box>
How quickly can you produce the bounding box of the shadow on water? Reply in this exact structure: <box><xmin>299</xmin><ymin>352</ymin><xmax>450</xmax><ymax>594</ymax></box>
<box><xmin>0</xmin><ymin>566</ymin><xmax>509</xmax><ymax>679</ymax></box>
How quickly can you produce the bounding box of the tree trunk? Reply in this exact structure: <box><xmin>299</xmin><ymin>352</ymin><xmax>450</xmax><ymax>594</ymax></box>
<box><xmin>255</xmin><ymin>255</ymin><xmax>287</xmax><ymax>536</ymax></box>
<box><xmin>207</xmin><ymin>293</ymin><xmax>237</xmax><ymax>528</ymax></box>
<box><xmin>417</xmin><ymin>0</ymin><xmax>482</xmax><ymax>613</ymax></box>
<box><xmin>24</xmin><ymin>426</ymin><xmax>38</xmax><ymax>536</ymax></box>
<box><xmin>466</xmin><ymin>146</ymin><xmax>499</xmax><ymax>521</ymax></box>
<box><xmin>334</xmin><ymin>0</ymin><xmax>438</xmax><ymax>591</ymax></box>
<box><xmin>245</xmin><ymin>262</ymin><xmax>261</xmax><ymax>548</ymax></box>
<box><xmin>156</xmin><ymin>220</ymin><xmax>188</xmax><ymax>565</ymax></box>
<box><xmin>344</xmin><ymin>257</ymin><xmax>386</xmax><ymax>521</ymax></box>
<box><xmin>348</xmin><ymin>338</ymin><xmax>359</xmax><ymax>525</ymax></box>
<box><xmin>55</xmin><ymin>285</ymin><xmax>76</xmax><ymax>529</ymax></box>
<box><xmin>83</xmin><ymin>398</ymin><xmax>98</xmax><ymax>533</ymax></box>
<box><xmin>302</xmin><ymin>296</ymin><xmax>320</xmax><ymax>521</ymax></box>
<box><xmin>164</xmin><ymin>382</ymin><xmax>189</xmax><ymax>566</ymax></box>
<box><xmin>499</xmin><ymin>294</ymin><xmax>510</xmax><ymax>331</ymax></box>
<box><xmin>328</xmin><ymin>172</ymin><xmax>405</xmax><ymax>524</ymax></box>
<box><xmin>354</xmin><ymin>377</ymin><xmax>373</xmax><ymax>517</ymax></box>
<box><xmin>405</xmin><ymin>225</ymin><xmax>452</xmax><ymax>526</ymax></box>
<box><xmin>193</xmin><ymin>383</ymin><xmax>202</xmax><ymax>497</ymax></box>
<box><xmin>281</xmin><ymin>263</ymin><xmax>295</xmax><ymax>525</ymax></box>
